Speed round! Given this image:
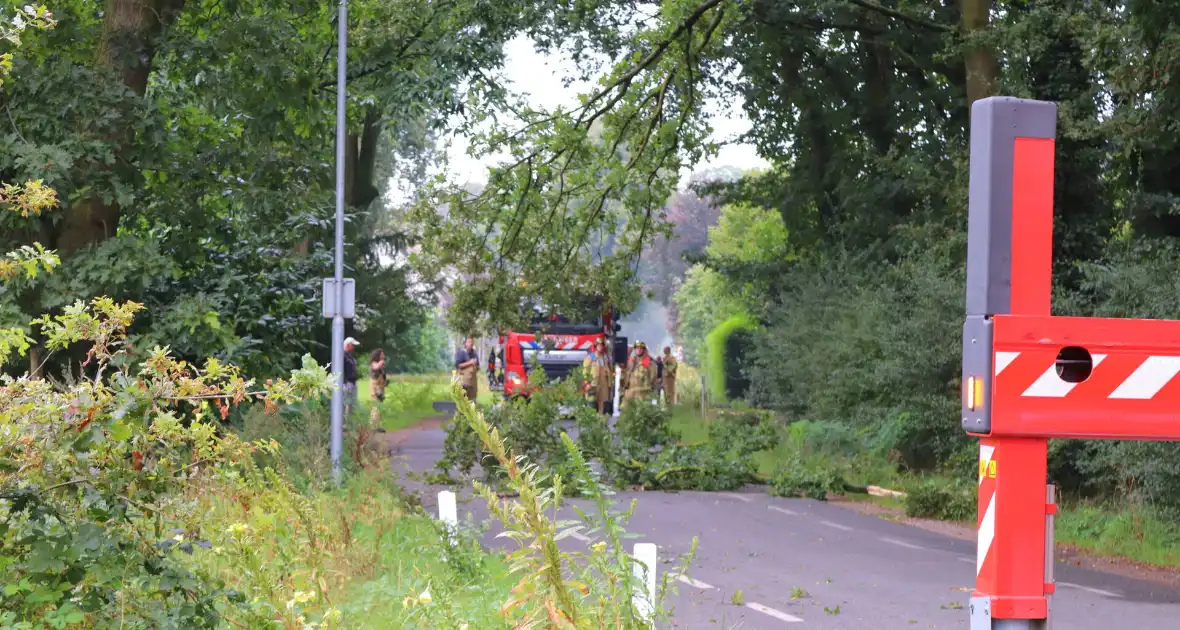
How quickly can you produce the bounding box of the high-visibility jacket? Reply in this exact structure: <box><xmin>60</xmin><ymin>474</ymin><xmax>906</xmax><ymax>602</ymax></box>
<box><xmin>624</xmin><ymin>355</ymin><xmax>656</xmax><ymax>399</ymax></box>
<box><xmin>582</xmin><ymin>351</ymin><xmax>611</xmax><ymax>404</ymax></box>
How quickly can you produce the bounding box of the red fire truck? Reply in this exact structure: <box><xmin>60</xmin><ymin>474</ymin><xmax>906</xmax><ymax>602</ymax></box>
<box><xmin>496</xmin><ymin>301</ymin><xmax>626</xmax><ymax>406</ymax></box>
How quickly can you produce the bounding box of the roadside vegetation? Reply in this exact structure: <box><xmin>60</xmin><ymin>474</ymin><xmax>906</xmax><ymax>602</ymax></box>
<box><xmin>7</xmin><ymin>0</ymin><xmax>1180</xmax><ymax>623</ymax></box>
<box><xmin>1</xmin><ymin>306</ymin><xmax>685</xmax><ymax>629</ymax></box>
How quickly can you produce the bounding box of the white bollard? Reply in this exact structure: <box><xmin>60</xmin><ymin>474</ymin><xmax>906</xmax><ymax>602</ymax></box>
<box><xmin>632</xmin><ymin>542</ymin><xmax>657</xmax><ymax>622</ymax></box>
<box><xmin>438</xmin><ymin>490</ymin><xmax>457</xmax><ymax>527</ymax></box>
<box><xmin>613</xmin><ymin>366</ymin><xmax>622</xmax><ymax>418</ymax></box>
<box><xmin>438</xmin><ymin>490</ymin><xmax>457</xmax><ymax>558</ymax></box>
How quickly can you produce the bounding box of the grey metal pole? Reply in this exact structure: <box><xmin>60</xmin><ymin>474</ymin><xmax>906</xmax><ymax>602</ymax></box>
<box><xmin>1043</xmin><ymin>484</ymin><xmax>1056</xmax><ymax>630</ymax></box>
<box><xmin>329</xmin><ymin>0</ymin><xmax>348</xmax><ymax>484</ymax></box>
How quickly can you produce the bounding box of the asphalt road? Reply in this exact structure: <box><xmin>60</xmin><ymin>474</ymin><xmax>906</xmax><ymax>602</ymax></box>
<box><xmin>386</xmin><ymin>421</ymin><xmax>1180</xmax><ymax>629</ymax></box>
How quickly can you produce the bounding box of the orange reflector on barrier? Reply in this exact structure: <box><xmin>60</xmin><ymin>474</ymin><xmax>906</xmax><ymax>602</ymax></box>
<box><xmin>966</xmin><ymin>376</ymin><xmax>983</xmax><ymax>411</ymax></box>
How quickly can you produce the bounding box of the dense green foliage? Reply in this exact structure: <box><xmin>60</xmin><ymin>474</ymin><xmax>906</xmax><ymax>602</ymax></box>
<box><xmin>1</xmin><ymin>0</ymin><xmax>538</xmax><ymax>378</ymax></box>
<box><xmin>670</xmin><ymin>265</ymin><xmax>739</xmax><ymax>365</ymax></box>
<box><xmin>437</xmin><ymin>374</ymin><xmax>777</xmax><ymax>494</ymax></box>
<box><xmin>11</xmin><ymin>0</ymin><xmax>1180</xmax><ymax>602</ymax></box>
<box><xmin>0</xmin><ymin>297</ymin><xmax>338</xmax><ymax>627</ymax></box>
<box><xmin>647</xmin><ymin>0</ymin><xmax>1180</xmax><ymax>515</ymax></box>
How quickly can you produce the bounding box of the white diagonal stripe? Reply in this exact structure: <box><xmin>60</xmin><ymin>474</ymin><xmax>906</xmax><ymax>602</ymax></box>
<box><xmin>746</xmin><ymin>602</ymin><xmax>803</xmax><ymax>623</ymax></box>
<box><xmin>670</xmin><ymin>574</ymin><xmax>715</xmax><ymax>590</ymax></box>
<box><xmin>994</xmin><ymin>351</ymin><xmax>1020</xmax><ymax>376</ymax></box>
<box><xmin>1109</xmin><ymin>356</ymin><xmax>1180</xmax><ymax>399</ymax></box>
<box><xmin>718</xmin><ymin>492</ymin><xmax>752</xmax><ymax>503</ymax></box>
<box><xmin>1057</xmin><ymin>581</ymin><xmax>1120</xmax><ymax>598</ymax></box>
<box><xmin>1022</xmin><ymin>365</ymin><xmax>1074</xmax><ymax>397</ymax></box>
<box><xmin>1021</xmin><ymin>354</ymin><xmax>1105</xmax><ymax>397</ymax></box>
<box><xmin>881</xmin><ymin>537</ymin><xmax>925</xmax><ymax>550</ymax></box>
<box><xmin>977</xmin><ymin>493</ymin><xmax>995</xmax><ymax>576</ymax></box>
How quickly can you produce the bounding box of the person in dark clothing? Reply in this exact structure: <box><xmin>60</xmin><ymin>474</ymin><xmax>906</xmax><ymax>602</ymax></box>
<box><xmin>654</xmin><ymin>354</ymin><xmax>665</xmax><ymax>401</ymax></box>
<box><xmin>455</xmin><ymin>337</ymin><xmax>479</xmax><ymax>402</ymax></box>
<box><xmin>343</xmin><ymin>337</ymin><xmax>359</xmax><ymax>417</ymax></box>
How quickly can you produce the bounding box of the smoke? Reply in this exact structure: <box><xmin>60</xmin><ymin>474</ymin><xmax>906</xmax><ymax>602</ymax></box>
<box><xmin>619</xmin><ymin>297</ymin><xmax>674</xmax><ymax>352</ymax></box>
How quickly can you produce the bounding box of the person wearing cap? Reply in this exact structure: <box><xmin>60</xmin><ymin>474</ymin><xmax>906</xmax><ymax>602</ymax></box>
<box><xmin>454</xmin><ymin>337</ymin><xmax>479</xmax><ymax>402</ymax></box>
<box><xmin>623</xmin><ymin>341</ymin><xmax>656</xmax><ymax>406</ymax></box>
<box><xmin>582</xmin><ymin>338</ymin><xmax>611</xmax><ymax>414</ymax></box>
<box><xmin>343</xmin><ymin>337</ymin><xmax>360</xmax><ymax>417</ymax></box>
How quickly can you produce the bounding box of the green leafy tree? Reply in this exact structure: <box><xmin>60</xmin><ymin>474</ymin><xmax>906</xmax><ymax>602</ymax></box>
<box><xmin>672</xmin><ymin>264</ymin><xmax>744</xmax><ymax>365</ymax></box>
<box><xmin>1</xmin><ymin>0</ymin><xmax>538</xmax><ymax>376</ymax></box>
<box><xmin>706</xmin><ymin>202</ymin><xmax>790</xmax><ymax>265</ymax></box>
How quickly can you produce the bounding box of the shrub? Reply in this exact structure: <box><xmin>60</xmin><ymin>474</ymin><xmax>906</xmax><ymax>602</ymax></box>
<box><xmin>870</xmin><ymin>395</ymin><xmax>963</xmax><ymax>471</ymax></box>
<box><xmin>0</xmin><ymin>298</ymin><xmax>334</xmax><ymax>627</ymax></box>
<box><xmin>786</xmin><ymin>420</ymin><xmax>863</xmax><ymax>458</ymax></box>
<box><xmin>769</xmin><ymin>456</ymin><xmax>847</xmax><ymax>501</ymax></box>
<box><xmin>630</xmin><ymin>418</ymin><xmax>779</xmax><ymax>491</ymax></box>
<box><xmin>436</xmin><ymin>369</ymin><xmax>609</xmax><ymax>496</ymax></box>
<box><xmin>744</xmin><ymin>242</ymin><xmax>966</xmax><ymax>471</ymax></box>
<box><xmin>904</xmin><ymin>478</ymin><xmax>975</xmax><ymax>521</ymax></box>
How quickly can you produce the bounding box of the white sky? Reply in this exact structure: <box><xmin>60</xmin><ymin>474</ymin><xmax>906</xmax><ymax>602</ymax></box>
<box><xmin>441</xmin><ymin>36</ymin><xmax>767</xmax><ymax>189</ymax></box>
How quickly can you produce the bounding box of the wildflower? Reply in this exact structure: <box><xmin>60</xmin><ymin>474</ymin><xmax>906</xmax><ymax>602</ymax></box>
<box><xmin>227</xmin><ymin>522</ymin><xmax>249</xmax><ymax>535</ymax></box>
<box><xmin>294</xmin><ymin>590</ymin><xmax>316</xmax><ymax>604</ymax></box>
<box><xmin>418</xmin><ymin>588</ymin><xmax>432</xmax><ymax>604</ymax></box>
<box><xmin>591</xmin><ymin>541</ymin><xmax>606</xmax><ymax>553</ymax></box>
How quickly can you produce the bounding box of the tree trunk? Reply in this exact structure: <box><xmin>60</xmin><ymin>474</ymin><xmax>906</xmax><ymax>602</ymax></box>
<box><xmin>56</xmin><ymin>0</ymin><xmax>185</xmax><ymax>253</ymax></box>
<box><xmin>860</xmin><ymin>18</ymin><xmax>894</xmax><ymax>157</ymax></box>
<box><xmin>960</xmin><ymin>0</ymin><xmax>998</xmax><ymax>111</ymax></box>
<box><xmin>345</xmin><ymin>108</ymin><xmax>383</xmax><ymax>209</ymax></box>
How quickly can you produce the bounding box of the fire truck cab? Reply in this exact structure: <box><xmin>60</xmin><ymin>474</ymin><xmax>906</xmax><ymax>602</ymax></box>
<box><xmin>498</xmin><ymin>300</ymin><xmax>626</xmax><ymax>406</ymax></box>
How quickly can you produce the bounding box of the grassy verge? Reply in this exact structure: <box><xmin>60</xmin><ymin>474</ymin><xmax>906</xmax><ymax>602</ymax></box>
<box><xmin>195</xmin><ymin>399</ymin><xmax>517</xmax><ymax>627</ymax></box>
<box><xmin>190</xmin><ymin>466</ymin><xmax>513</xmax><ymax>628</ymax></box>
<box><xmin>204</xmin><ymin>386</ymin><xmax>679</xmax><ymax>628</ymax></box>
<box><xmin>360</xmin><ymin>374</ymin><xmax>451</xmax><ymax>432</ymax></box>
<box><xmin>1055</xmin><ymin>502</ymin><xmax>1180</xmax><ymax>568</ymax></box>
<box><xmin>358</xmin><ymin>373</ymin><xmax>500</xmax><ymax>433</ymax></box>
<box><xmin>358</xmin><ymin>373</ymin><xmax>493</xmax><ymax>432</ymax></box>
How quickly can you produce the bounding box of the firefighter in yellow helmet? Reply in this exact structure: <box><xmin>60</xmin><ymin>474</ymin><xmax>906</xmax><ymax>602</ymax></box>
<box><xmin>581</xmin><ymin>338</ymin><xmax>611</xmax><ymax>413</ymax></box>
<box><xmin>622</xmin><ymin>341</ymin><xmax>657</xmax><ymax>406</ymax></box>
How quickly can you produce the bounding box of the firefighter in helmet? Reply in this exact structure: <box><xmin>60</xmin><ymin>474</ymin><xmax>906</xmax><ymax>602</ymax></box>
<box><xmin>623</xmin><ymin>341</ymin><xmax>656</xmax><ymax>406</ymax></box>
<box><xmin>582</xmin><ymin>338</ymin><xmax>611</xmax><ymax>414</ymax></box>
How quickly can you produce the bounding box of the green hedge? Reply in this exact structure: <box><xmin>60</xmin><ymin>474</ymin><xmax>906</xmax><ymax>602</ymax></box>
<box><xmin>705</xmin><ymin>313</ymin><xmax>757</xmax><ymax>402</ymax></box>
